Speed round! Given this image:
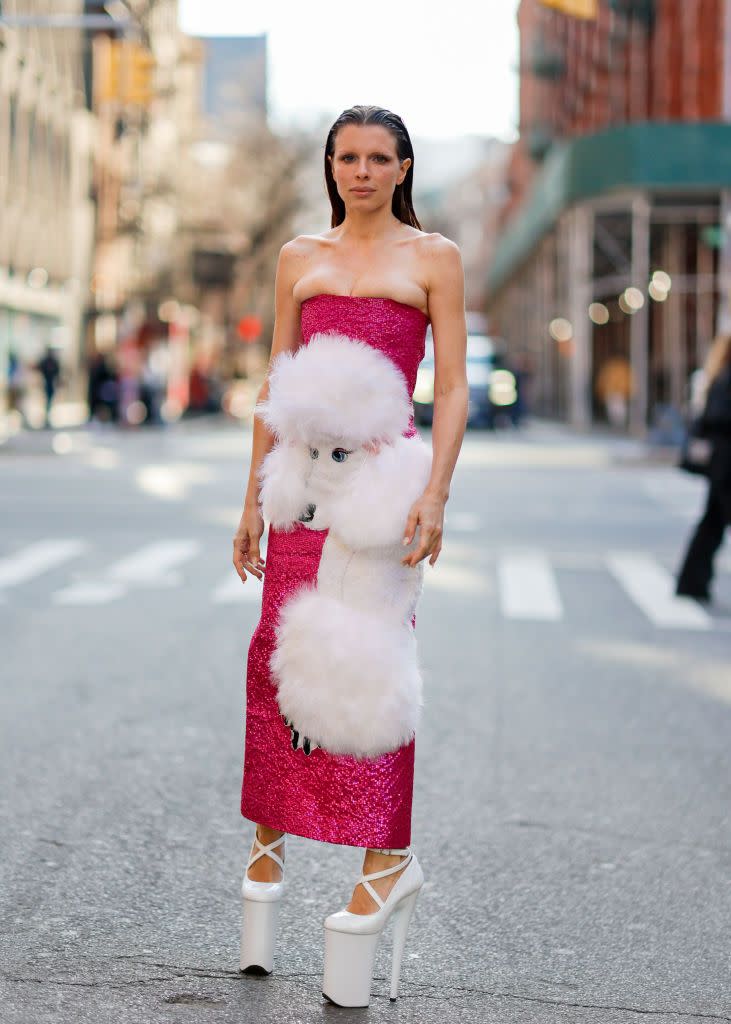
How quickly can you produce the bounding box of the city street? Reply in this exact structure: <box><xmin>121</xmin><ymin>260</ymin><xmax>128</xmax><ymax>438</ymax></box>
<box><xmin>1</xmin><ymin>420</ymin><xmax>730</xmax><ymax>1024</ymax></box>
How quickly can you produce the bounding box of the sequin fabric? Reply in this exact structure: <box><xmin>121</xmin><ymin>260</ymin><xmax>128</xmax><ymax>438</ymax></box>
<box><xmin>240</xmin><ymin>293</ymin><xmax>429</xmax><ymax>848</ymax></box>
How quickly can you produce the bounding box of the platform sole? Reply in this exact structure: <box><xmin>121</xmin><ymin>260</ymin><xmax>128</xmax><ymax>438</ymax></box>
<box><xmin>239</xmin><ymin>896</ymin><xmax>281</xmax><ymax>975</ymax></box>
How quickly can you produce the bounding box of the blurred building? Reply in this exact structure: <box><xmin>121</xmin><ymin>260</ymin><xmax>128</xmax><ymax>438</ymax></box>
<box><xmin>86</xmin><ymin>0</ymin><xmax>204</xmax><ymax>423</ymax></box>
<box><xmin>415</xmin><ymin>137</ymin><xmax>511</xmax><ymax>311</ymax></box>
<box><xmin>0</xmin><ymin>0</ymin><xmax>95</xmax><ymax>427</ymax></box>
<box><xmin>198</xmin><ymin>35</ymin><xmax>267</xmax><ymax>138</ymax></box>
<box><xmin>488</xmin><ymin>0</ymin><xmax>731</xmax><ymax>431</ymax></box>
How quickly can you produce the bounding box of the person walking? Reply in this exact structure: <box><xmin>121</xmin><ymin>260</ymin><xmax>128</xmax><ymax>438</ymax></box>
<box><xmin>676</xmin><ymin>333</ymin><xmax>731</xmax><ymax>602</ymax></box>
<box><xmin>595</xmin><ymin>347</ymin><xmax>634</xmax><ymax>428</ymax></box>
<box><xmin>232</xmin><ymin>105</ymin><xmax>468</xmax><ymax>1007</ymax></box>
<box><xmin>35</xmin><ymin>346</ymin><xmax>61</xmax><ymax>428</ymax></box>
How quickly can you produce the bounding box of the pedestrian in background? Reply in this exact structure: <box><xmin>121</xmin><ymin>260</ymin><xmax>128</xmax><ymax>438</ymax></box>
<box><xmin>595</xmin><ymin>348</ymin><xmax>634</xmax><ymax>428</ymax></box>
<box><xmin>35</xmin><ymin>346</ymin><xmax>61</xmax><ymax>428</ymax></box>
<box><xmin>676</xmin><ymin>333</ymin><xmax>731</xmax><ymax>602</ymax></box>
<box><xmin>87</xmin><ymin>351</ymin><xmax>118</xmax><ymax>425</ymax></box>
<box><xmin>7</xmin><ymin>348</ymin><xmax>25</xmax><ymax>418</ymax></box>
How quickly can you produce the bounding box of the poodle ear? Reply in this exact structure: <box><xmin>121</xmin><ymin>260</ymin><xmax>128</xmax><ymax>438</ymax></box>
<box><xmin>328</xmin><ymin>436</ymin><xmax>432</xmax><ymax>548</ymax></box>
<box><xmin>258</xmin><ymin>442</ymin><xmax>310</xmax><ymax>528</ymax></box>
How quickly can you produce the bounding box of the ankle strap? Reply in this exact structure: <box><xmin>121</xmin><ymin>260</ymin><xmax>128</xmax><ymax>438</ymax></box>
<box><xmin>247</xmin><ymin>832</ymin><xmax>285</xmax><ymax>872</ymax></box>
<box><xmin>358</xmin><ymin>849</ymin><xmax>412</xmax><ymax>909</ymax></box>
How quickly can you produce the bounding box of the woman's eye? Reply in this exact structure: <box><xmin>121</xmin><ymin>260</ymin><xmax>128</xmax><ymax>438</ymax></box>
<box><xmin>310</xmin><ymin>447</ymin><xmax>319</xmax><ymax>459</ymax></box>
<box><xmin>331</xmin><ymin>448</ymin><xmax>349</xmax><ymax>463</ymax></box>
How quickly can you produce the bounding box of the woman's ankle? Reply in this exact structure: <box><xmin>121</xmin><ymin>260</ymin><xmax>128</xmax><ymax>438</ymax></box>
<box><xmin>255</xmin><ymin>824</ymin><xmax>285</xmax><ymax>844</ymax></box>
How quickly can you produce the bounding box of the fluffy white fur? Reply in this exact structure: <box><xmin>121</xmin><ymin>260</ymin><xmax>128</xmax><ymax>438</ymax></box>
<box><xmin>326</xmin><ymin>435</ymin><xmax>432</xmax><ymax>548</ymax></box>
<box><xmin>259</xmin><ymin>333</ymin><xmax>433</xmax><ymax>759</ymax></box>
<box><xmin>272</xmin><ymin>589</ymin><xmax>422</xmax><ymax>759</ymax></box>
<box><xmin>257</xmin><ymin>441</ymin><xmax>310</xmax><ymax>531</ymax></box>
<box><xmin>260</xmin><ymin>433</ymin><xmax>431</xmax><ymax>547</ymax></box>
<box><xmin>256</xmin><ymin>333</ymin><xmax>412</xmax><ymax>447</ymax></box>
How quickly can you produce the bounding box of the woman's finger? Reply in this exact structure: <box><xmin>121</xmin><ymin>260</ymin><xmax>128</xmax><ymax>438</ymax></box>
<box><xmin>402</xmin><ymin>506</ymin><xmax>420</xmax><ymax>546</ymax></box>
<box><xmin>402</xmin><ymin>532</ymin><xmax>432</xmax><ymax>566</ymax></box>
<box><xmin>403</xmin><ymin>524</ymin><xmax>442</xmax><ymax>566</ymax></box>
<box><xmin>243</xmin><ymin>557</ymin><xmax>265</xmax><ymax>581</ymax></box>
<box><xmin>233</xmin><ymin>535</ymin><xmax>250</xmax><ymax>581</ymax></box>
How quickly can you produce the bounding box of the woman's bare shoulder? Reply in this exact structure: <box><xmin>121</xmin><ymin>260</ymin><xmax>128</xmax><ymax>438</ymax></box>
<box><xmin>281</xmin><ymin>233</ymin><xmax>333</xmax><ymax>258</ymax></box>
<box><xmin>414</xmin><ymin>231</ymin><xmax>461</xmax><ymax>261</ymax></box>
<box><xmin>278</xmin><ymin>235</ymin><xmax>330</xmax><ymax>282</ymax></box>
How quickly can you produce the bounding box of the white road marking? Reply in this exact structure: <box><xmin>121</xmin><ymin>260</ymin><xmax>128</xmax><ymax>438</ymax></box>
<box><xmin>447</xmin><ymin>513</ymin><xmax>482</xmax><ymax>533</ymax></box>
<box><xmin>53</xmin><ymin>581</ymin><xmax>127</xmax><ymax>606</ymax></box>
<box><xmin>606</xmin><ymin>552</ymin><xmax>712</xmax><ymax>630</ymax></box>
<box><xmin>50</xmin><ymin>540</ymin><xmax>201</xmax><ymax>605</ymax></box>
<box><xmin>108</xmin><ymin>541</ymin><xmax>200</xmax><ymax>584</ymax></box>
<box><xmin>212</xmin><ymin>573</ymin><xmax>263</xmax><ymax>603</ymax></box>
<box><xmin>0</xmin><ymin>540</ymin><xmax>86</xmax><ymax>590</ymax></box>
<box><xmin>497</xmin><ymin>552</ymin><xmax>563</xmax><ymax>621</ymax></box>
<box><xmin>422</xmin><ymin>562</ymin><xmax>488</xmax><ymax>595</ymax></box>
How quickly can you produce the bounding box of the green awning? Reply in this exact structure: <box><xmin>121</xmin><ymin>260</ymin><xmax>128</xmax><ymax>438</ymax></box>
<box><xmin>487</xmin><ymin>121</ymin><xmax>731</xmax><ymax>299</ymax></box>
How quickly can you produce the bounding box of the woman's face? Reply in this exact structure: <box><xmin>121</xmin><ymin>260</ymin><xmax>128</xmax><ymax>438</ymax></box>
<box><xmin>329</xmin><ymin>123</ymin><xmax>411</xmax><ymax>210</ymax></box>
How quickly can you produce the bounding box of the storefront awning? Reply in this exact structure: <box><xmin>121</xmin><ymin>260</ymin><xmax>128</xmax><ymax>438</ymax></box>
<box><xmin>487</xmin><ymin>122</ymin><xmax>731</xmax><ymax>300</ymax></box>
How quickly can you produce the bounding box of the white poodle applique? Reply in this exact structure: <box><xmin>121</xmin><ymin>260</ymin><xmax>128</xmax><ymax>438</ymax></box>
<box><xmin>256</xmin><ymin>332</ymin><xmax>433</xmax><ymax>761</ymax></box>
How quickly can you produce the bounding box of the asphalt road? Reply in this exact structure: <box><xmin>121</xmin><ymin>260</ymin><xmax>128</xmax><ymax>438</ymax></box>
<box><xmin>1</xmin><ymin>419</ymin><xmax>729</xmax><ymax>1024</ymax></box>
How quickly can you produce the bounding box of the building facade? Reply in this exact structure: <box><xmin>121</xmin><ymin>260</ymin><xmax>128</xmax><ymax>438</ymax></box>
<box><xmin>488</xmin><ymin>0</ymin><xmax>731</xmax><ymax>432</ymax></box>
<box><xmin>0</xmin><ymin>0</ymin><xmax>95</xmax><ymax>429</ymax></box>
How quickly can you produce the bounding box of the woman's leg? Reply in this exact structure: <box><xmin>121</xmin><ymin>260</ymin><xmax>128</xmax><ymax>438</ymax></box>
<box><xmin>347</xmin><ymin>849</ymin><xmax>409</xmax><ymax>914</ymax></box>
<box><xmin>676</xmin><ymin>485</ymin><xmax>725</xmax><ymax>598</ymax></box>
<box><xmin>246</xmin><ymin>823</ymin><xmax>285</xmax><ymax>882</ymax></box>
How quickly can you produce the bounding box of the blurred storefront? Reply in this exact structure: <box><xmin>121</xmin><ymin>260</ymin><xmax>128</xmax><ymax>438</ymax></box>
<box><xmin>0</xmin><ymin>0</ymin><xmax>95</xmax><ymax>430</ymax></box>
<box><xmin>488</xmin><ymin>0</ymin><xmax>731</xmax><ymax>433</ymax></box>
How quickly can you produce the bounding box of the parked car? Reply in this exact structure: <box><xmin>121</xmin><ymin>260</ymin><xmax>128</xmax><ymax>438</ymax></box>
<box><xmin>413</xmin><ymin>330</ymin><xmax>518</xmax><ymax>428</ymax></box>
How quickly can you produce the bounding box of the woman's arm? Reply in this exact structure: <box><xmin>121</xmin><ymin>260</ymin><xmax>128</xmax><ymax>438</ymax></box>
<box><xmin>402</xmin><ymin>236</ymin><xmax>468</xmax><ymax>568</ymax></box>
<box><xmin>232</xmin><ymin>240</ymin><xmax>306</xmax><ymax>583</ymax></box>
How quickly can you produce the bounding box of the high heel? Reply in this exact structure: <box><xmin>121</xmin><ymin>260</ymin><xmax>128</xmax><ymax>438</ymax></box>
<box><xmin>322</xmin><ymin>847</ymin><xmax>423</xmax><ymax>1007</ymax></box>
<box><xmin>239</xmin><ymin>830</ymin><xmax>285</xmax><ymax>976</ymax></box>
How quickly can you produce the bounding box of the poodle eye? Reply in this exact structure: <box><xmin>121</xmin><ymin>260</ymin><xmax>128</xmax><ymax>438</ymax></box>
<box><xmin>309</xmin><ymin>447</ymin><xmax>319</xmax><ymax>460</ymax></box>
<box><xmin>331</xmin><ymin>448</ymin><xmax>350</xmax><ymax>463</ymax></box>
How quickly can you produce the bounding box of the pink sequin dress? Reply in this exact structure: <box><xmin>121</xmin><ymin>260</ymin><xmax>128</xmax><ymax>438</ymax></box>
<box><xmin>240</xmin><ymin>293</ymin><xmax>429</xmax><ymax>848</ymax></box>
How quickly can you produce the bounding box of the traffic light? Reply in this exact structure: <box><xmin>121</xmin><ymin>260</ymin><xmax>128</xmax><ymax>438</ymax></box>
<box><xmin>538</xmin><ymin>0</ymin><xmax>598</xmax><ymax>18</ymax></box>
<box><xmin>97</xmin><ymin>40</ymin><xmax>155</xmax><ymax>107</ymax></box>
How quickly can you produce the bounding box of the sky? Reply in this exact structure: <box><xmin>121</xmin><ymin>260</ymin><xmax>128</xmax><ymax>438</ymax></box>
<box><xmin>178</xmin><ymin>0</ymin><xmax>522</xmax><ymax>141</ymax></box>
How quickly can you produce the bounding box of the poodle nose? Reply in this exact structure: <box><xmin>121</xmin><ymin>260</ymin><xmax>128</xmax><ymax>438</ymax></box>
<box><xmin>298</xmin><ymin>503</ymin><xmax>316</xmax><ymax>523</ymax></box>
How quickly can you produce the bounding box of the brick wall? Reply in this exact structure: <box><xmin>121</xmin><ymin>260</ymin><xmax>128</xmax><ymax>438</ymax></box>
<box><xmin>503</xmin><ymin>0</ymin><xmax>727</xmax><ymax>222</ymax></box>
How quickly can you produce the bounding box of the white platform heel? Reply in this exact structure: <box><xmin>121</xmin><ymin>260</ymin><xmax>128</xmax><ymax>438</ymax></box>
<box><xmin>239</xmin><ymin>830</ymin><xmax>285</xmax><ymax>976</ymax></box>
<box><xmin>322</xmin><ymin>847</ymin><xmax>424</xmax><ymax>1007</ymax></box>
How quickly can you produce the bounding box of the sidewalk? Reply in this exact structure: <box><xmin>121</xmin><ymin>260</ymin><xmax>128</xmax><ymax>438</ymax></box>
<box><xmin>0</xmin><ymin>408</ymin><xmax>680</xmax><ymax>466</ymax></box>
<box><xmin>512</xmin><ymin>418</ymin><xmax>680</xmax><ymax>465</ymax></box>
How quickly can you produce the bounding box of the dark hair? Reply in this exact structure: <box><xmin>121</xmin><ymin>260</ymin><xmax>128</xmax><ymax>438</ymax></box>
<box><xmin>324</xmin><ymin>105</ymin><xmax>422</xmax><ymax>230</ymax></box>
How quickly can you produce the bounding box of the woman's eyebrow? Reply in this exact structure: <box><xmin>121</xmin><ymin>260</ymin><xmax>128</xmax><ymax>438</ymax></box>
<box><xmin>336</xmin><ymin>150</ymin><xmax>393</xmax><ymax>157</ymax></box>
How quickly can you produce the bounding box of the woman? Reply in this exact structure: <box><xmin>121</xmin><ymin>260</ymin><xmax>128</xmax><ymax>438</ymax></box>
<box><xmin>676</xmin><ymin>333</ymin><xmax>731</xmax><ymax>602</ymax></box>
<box><xmin>232</xmin><ymin>105</ymin><xmax>468</xmax><ymax>1006</ymax></box>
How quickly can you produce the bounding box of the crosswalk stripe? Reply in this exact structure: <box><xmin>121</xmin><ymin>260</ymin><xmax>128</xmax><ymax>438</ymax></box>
<box><xmin>497</xmin><ymin>552</ymin><xmax>563</xmax><ymax>621</ymax></box>
<box><xmin>0</xmin><ymin>540</ymin><xmax>86</xmax><ymax>590</ymax></box>
<box><xmin>606</xmin><ymin>552</ymin><xmax>712</xmax><ymax>630</ymax></box>
<box><xmin>212</xmin><ymin>573</ymin><xmax>263</xmax><ymax>604</ymax></box>
<box><xmin>53</xmin><ymin>581</ymin><xmax>127</xmax><ymax>606</ymax></box>
<box><xmin>108</xmin><ymin>540</ymin><xmax>200</xmax><ymax>583</ymax></box>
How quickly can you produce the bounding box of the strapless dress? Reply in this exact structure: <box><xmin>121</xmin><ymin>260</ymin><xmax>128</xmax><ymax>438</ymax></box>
<box><xmin>240</xmin><ymin>293</ymin><xmax>429</xmax><ymax>847</ymax></box>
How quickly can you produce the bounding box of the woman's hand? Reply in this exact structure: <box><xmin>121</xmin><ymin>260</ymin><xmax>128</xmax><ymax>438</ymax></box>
<box><xmin>233</xmin><ymin>503</ymin><xmax>266</xmax><ymax>583</ymax></box>
<box><xmin>401</xmin><ymin>489</ymin><xmax>445</xmax><ymax>567</ymax></box>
